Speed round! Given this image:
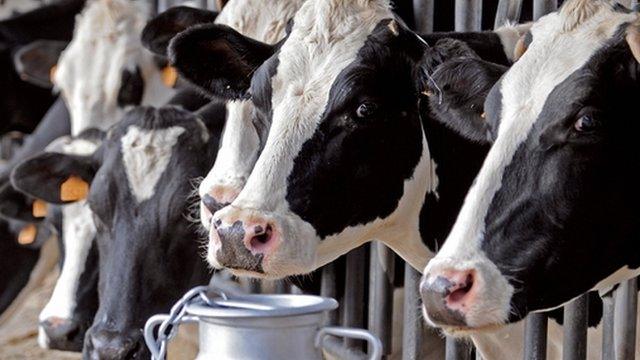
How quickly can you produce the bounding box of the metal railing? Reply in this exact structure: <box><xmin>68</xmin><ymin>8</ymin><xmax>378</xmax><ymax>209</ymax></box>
<box><xmin>148</xmin><ymin>0</ymin><xmax>639</xmax><ymax>359</ymax></box>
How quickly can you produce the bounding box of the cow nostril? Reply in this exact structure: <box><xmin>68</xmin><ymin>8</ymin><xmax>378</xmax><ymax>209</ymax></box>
<box><xmin>250</xmin><ymin>224</ymin><xmax>273</xmax><ymax>252</ymax></box>
<box><xmin>202</xmin><ymin>194</ymin><xmax>227</xmax><ymax>215</ymax></box>
<box><xmin>447</xmin><ymin>274</ymin><xmax>474</xmax><ymax>303</ymax></box>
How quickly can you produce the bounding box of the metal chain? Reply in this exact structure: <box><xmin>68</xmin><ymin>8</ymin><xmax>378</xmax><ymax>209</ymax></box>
<box><xmin>147</xmin><ymin>286</ymin><xmax>227</xmax><ymax>360</ymax></box>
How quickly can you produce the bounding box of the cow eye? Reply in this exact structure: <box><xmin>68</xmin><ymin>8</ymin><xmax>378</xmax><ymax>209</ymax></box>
<box><xmin>574</xmin><ymin>114</ymin><xmax>599</xmax><ymax>132</ymax></box>
<box><xmin>356</xmin><ymin>102</ymin><xmax>377</xmax><ymax>118</ymax></box>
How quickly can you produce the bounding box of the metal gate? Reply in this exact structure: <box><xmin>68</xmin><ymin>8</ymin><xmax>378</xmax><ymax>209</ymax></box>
<box><xmin>149</xmin><ymin>0</ymin><xmax>640</xmax><ymax>359</ymax></box>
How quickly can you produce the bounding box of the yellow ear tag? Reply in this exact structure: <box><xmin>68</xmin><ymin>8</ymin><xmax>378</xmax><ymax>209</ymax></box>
<box><xmin>50</xmin><ymin>64</ymin><xmax>58</xmax><ymax>83</ymax></box>
<box><xmin>161</xmin><ymin>66</ymin><xmax>178</xmax><ymax>88</ymax></box>
<box><xmin>32</xmin><ymin>199</ymin><xmax>48</xmax><ymax>218</ymax></box>
<box><xmin>18</xmin><ymin>224</ymin><xmax>37</xmax><ymax>245</ymax></box>
<box><xmin>60</xmin><ymin>176</ymin><xmax>89</xmax><ymax>202</ymax></box>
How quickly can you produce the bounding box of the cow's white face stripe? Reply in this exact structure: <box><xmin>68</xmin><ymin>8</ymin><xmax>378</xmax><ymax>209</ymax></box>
<box><xmin>121</xmin><ymin>125</ymin><xmax>185</xmax><ymax>203</ymax></box>
<box><xmin>54</xmin><ymin>0</ymin><xmax>174</xmax><ymax>135</ymax></box>
<box><xmin>45</xmin><ymin>136</ymin><xmax>99</xmax><ymax>156</ymax></box>
<box><xmin>38</xmin><ymin>202</ymin><xmax>96</xmax><ymax>348</ymax></box>
<box><xmin>199</xmin><ymin>0</ymin><xmax>304</xmax><ymax>227</ymax></box>
<box><xmin>425</xmin><ymin>2</ymin><xmax>637</xmax><ymax>323</ymax></box>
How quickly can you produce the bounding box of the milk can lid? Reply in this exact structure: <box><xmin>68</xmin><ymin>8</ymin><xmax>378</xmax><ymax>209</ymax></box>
<box><xmin>185</xmin><ymin>294</ymin><xmax>339</xmax><ymax>318</ymax></box>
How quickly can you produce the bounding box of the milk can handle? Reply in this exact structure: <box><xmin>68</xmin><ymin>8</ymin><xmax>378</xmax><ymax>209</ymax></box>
<box><xmin>144</xmin><ymin>314</ymin><xmax>198</xmax><ymax>360</ymax></box>
<box><xmin>315</xmin><ymin>326</ymin><xmax>383</xmax><ymax>360</ymax></box>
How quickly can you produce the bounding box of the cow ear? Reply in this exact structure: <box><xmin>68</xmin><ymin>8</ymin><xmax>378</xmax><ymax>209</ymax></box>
<box><xmin>0</xmin><ymin>182</ymin><xmax>42</xmax><ymax>223</ymax></box>
<box><xmin>141</xmin><ymin>6</ymin><xmax>219</xmax><ymax>56</ymax></box>
<box><xmin>13</xmin><ymin>40</ymin><xmax>67</xmax><ymax>88</ymax></box>
<box><xmin>11</xmin><ymin>152</ymin><xmax>97</xmax><ymax>205</ymax></box>
<box><xmin>423</xmin><ymin>57</ymin><xmax>507</xmax><ymax>144</ymax></box>
<box><xmin>169</xmin><ymin>24</ymin><xmax>275</xmax><ymax>99</ymax></box>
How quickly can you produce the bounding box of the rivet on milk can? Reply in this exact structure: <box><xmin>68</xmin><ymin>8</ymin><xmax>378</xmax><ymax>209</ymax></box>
<box><xmin>144</xmin><ymin>286</ymin><xmax>382</xmax><ymax>360</ymax></box>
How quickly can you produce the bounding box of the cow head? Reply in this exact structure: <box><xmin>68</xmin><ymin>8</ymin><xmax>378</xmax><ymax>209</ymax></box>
<box><xmin>140</xmin><ymin>0</ymin><xmax>303</xmax><ymax>228</ymax></box>
<box><xmin>7</xmin><ymin>129</ymin><xmax>102</xmax><ymax>351</ymax></box>
<box><xmin>13</xmin><ymin>106</ymin><xmax>218</xmax><ymax>359</ymax></box>
<box><xmin>169</xmin><ymin>0</ymin><xmax>439</xmax><ymax>278</ymax></box>
<box><xmin>48</xmin><ymin>0</ymin><xmax>174</xmax><ymax>135</ymax></box>
<box><xmin>421</xmin><ymin>0</ymin><xmax>640</xmax><ymax>332</ymax></box>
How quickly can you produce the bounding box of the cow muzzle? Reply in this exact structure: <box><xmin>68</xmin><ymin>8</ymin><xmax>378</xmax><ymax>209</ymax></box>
<box><xmin>40</xmin><ymin>317</ymin><xmax>86</xmax><ymax>352</ymax></box>
<box><xmin>84</xmin><ymin>328</ymin><xmax>145</xmax><ymax>360</ymax></box>
<box><xmin>208</xmin><ymin>216</ymin><xmax>279</xmax><ymax>275</ymax></box>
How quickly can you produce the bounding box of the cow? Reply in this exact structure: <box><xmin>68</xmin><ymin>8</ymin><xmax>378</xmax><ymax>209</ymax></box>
<box><xmin>0</xmin><ymin>97</ymin><xmax>70</xmax><ymax>317</ymax></box>
<box><xmin>164</xmin><ymin>0</ymin><xmax>527</xmax><ymax>277</ymax></box>
<box><xmin>3</xmin><ymin>0</ymin><xmax>180</xmax><ymax>350</ymax></box>
<box><xmin>12</xmin><ymin>103</ymin><xmax>225</xmax><ymax>359</ymax></box>
<box><xmin>141</xmin><ymin>0</ymin><xmax>305</xmax><ymax>228</ymax></box>
<box><xmin>420</xmin><ymin>0</ymin><xmax>640</xmax><ymax>333</ymax></box>
<box><xmin>0</xmin><ymin>0</ymin><xmax>84</xmax><ymax>135</ymax></box>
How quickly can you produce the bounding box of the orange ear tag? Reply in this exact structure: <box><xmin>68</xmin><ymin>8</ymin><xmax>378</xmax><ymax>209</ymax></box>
<box><xmin>50</xmin><ymin>64</ymin><xmax>58</xmax><ymax>82</ymax></box>
<box><xmin>32</xmin><ymin>199</ymin><xmax>48</xmax><ymax>218</ymax></box>
<box><xmin>60</xmin><ymin>176</ymin><xmax>89</xmax><ymax>202</ymax></box>
<box><xmin>18</xmin><ymin>224</ymin><xmax>37</xmax><ymax>245</ymax></box>
<box><xmin>161</xmin><ymin>66</ymin><xmax>178</xmax><ymax>88</ymax></box>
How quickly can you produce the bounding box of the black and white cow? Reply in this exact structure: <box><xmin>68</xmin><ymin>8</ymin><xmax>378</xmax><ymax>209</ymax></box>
<box><xmin>12</xmin><ymin>103</ymin><xmax>225</xmax><ymax>359</ymax></box>
<box><xmin>0</xmin><ymin>0</ymin><xmax>83</xmax><ymax>135</ymax></box>
<box><xmin>3</xmin><ymin>0</ymin><xmax>180</xmax><ymax>350</ymax></box>
<box><xmin>166</xmin><ymin>0</ymin><xmax>526</xmax><ymax>277</ymax></box>
<box><xmin>420</xmin><ymin>0</ymin><xmax>640</xmax><ymax>332</ymax></box>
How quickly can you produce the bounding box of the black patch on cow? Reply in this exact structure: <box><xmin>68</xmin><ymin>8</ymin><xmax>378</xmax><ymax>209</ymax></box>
<box><xmin>476</xmin><ymin>25</ymin><xmax>640</xmax><ymax>319</ymax></box>
<box><xmin>285</xmin><ymin>19</ymin><xmax>425</xmax><ymax>238</ymax></box>
<box><xmin>426</xmin><ymin>46</ymin><xmax>507</xmax><ymax>144</ymax></box>
<box><xmin>169</xmin><ymin>24</ymin><xmax>276</xmax><ymax>100</ymax></box>
<box><xmin>81</xmin><ymin>106</ymin><xmax>218</xmax><ymax>358</ymax></box>
<box><xmin>141</xmin><ymin>6</ymin><xmax>219</xmax><ymax>56</ymax></box>
<box><xmin>545</xmin><ymin>291</ymin><xmax>604</xmax><ymax>328</ymax></box>
<box><xmin>420</xmin><ymin>31</ymin><xmax>512</xmax><ymax>66</ymax></box>
<box><xmin>117</xmin><ymin>66</ymin><xmax>145</xmax><ymax>108</ymax></box>
<box><xmin>215</xmin><ymin>220</ymin><xmax>264</xmax><ymax>273</ymax></box>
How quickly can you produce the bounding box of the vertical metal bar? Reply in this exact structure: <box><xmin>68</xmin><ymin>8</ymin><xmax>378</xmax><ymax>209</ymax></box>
<box><xmin>368</xmin><ymin>242</ymin><xmax>395</xmax><ymax>356</ymax></box>
<box><xmin>523</xmin><ymin>313</ymin><xmax>548</xmax><ymax>360</ymax></box>
<box><xmin>446</xmin><ymin>338</ymin><xmax>473</xmax><ymax>360</ymax></box>
<box><xmin>562</xmin><ymin>295</ymin><xmax>589</xmax><ymax>360</ymax></box>
<box><xmin>413</xmin><ymin>0</ymin><xmax>435</xmax><ymax>34</ymax></box>
<box><xmin>342</xmin><ymin>245</ymin><xmax>367</xmax><ymax>350</ymax></box>
<box><xmin>533</xmin><ymin>0</ymin><xmax>558</xmax><ymax>21</ymax></box>
<box><xmin>615</xmin><ymin>279</ymin><xmax>638</xmax><ymax>360</ymax></box>
<box><xmin>455</xmin><ymin>0</ymin><xmax>482</xmax><ymax>32</ymax></box>
<box><xmin>494</xmin><ymin>0</ymin><xmax>524</xmax><ymax>29</ymax></box>
<box><xmin>321</xmin><ymin>262</ymin><xmax>338</xmax><ymax>326</ymax></box>
<box><xmin>601</xmin><ymin>292</ymin><xmax>615</xmax><ymax>360</ymax></box>
<box><xmin>402</xmin><ymin>264</ymin><xmax>426</xmax><ymax>360</ymax></box>
<box><xmin>247</xmin><ymin>279</ymin><xmax>262</xmax><ymax>294</ymax></box>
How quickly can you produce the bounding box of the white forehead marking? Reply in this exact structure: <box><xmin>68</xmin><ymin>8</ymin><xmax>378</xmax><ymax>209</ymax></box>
<box><xmin>233</xmin><ymin>0</ymin><xmax>393</xmax><ymax>210</ymax></box>
<box><xmin>54</xmin><ymin>0</ymin><xmax>173</xmax><ymax>135</ymax></box>
<box><xmin>436</xmin><ymin>3</ymin><xmax>636</xmax><ymax>260</ymax></box>
<box><xmin>121</xmin><ymin>125</ymin><xmax>185</xmax><ymax>203</ymax></box>
<box><xmin>45</xmin><ymin>136</ymin><xmax>100</xmax><ymax>156</ymax></box>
